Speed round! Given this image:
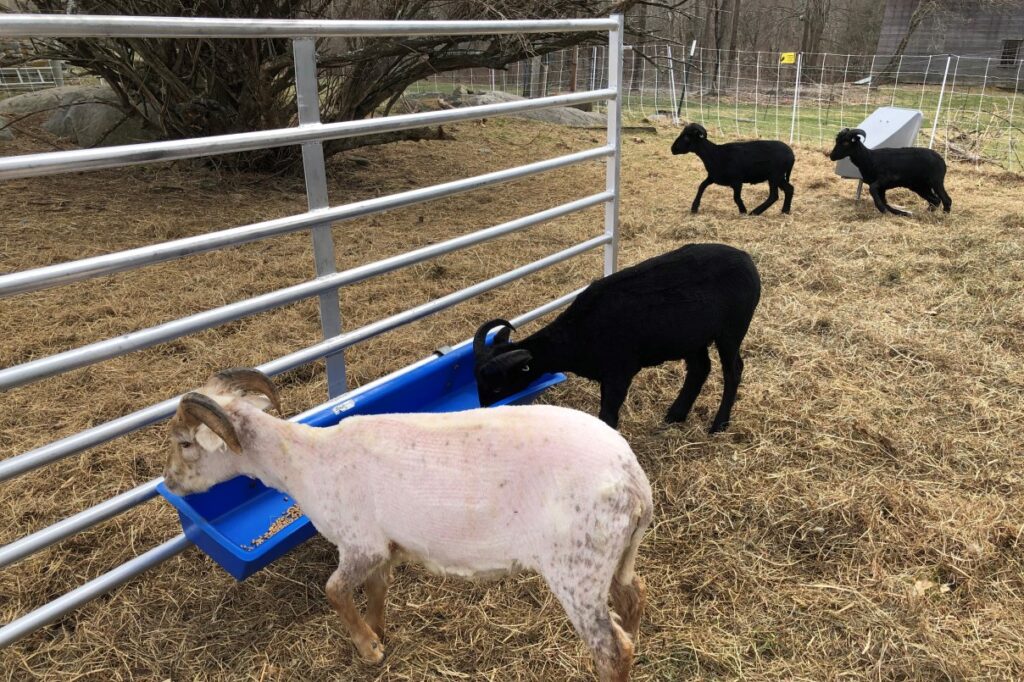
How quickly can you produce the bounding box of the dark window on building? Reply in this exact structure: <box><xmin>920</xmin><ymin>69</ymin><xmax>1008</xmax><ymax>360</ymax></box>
<box><xmin>1002</xmin><ymin>39</ymin><xmax>1022</xmax><ymax>66</ymax></box>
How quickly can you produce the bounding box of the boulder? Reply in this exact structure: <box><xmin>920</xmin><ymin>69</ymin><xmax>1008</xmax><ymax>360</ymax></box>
<box><xmin>0</xmin><ymin>115</ymin><xmax>12</xmax><ymax>142</ymax></box>
<box><xmin>459</xmin><ymin>91</ymin><xmax>606</xmax><ymax>127</ymax></box>
<box><xmin>0</xmin><ymin>83</ymin><xmax>157</xmax><ymax>147</ymax></box>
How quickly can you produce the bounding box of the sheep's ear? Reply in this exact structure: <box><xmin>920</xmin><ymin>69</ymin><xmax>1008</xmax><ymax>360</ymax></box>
<box><xmin>179</xmin><ymin>393</ymin><xmax>242</xmax><ymax>454</ymax></box>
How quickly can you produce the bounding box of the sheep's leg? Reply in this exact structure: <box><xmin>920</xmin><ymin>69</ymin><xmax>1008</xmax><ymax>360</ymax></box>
<box><xmin>599</xmin><ymin>369</ymin><xmax>638</xmax><ymax>429</ymax></box>
<box><xmin>326</xmin><ymin>559</ymin><xmax>386</xmax><ymax>664</ymax></box>
<box><xmin>610</xmin><ymin>575</ymin><xmax>647</xmax><ymax>641</ymax></box>
<box><xmin>934</xmin><ymin>182</ymin><xmax>952</xmax><ymax>213</ymax></box>
<box><xmin>690</xmin><ymin>178</ymin><xmax>713</xmax><ymax>214</ymax></box>
<box><xmin>544</xmin><ymin>563</ymin><xmax>635</xmax><ymax>681</ymax></box>
<box><xmin>780</xmin><ymin>178</ymin><xmax>794</xmax><ymax>214</ymax></box>
<box><xmin>664</xmin><ymin>348</ymin><xmax>710</xmax><ymax>424</ymax></box>
<box><xmin>911</xmin><ymin>185</ymin><xmax>941</xmax><ymax>211</ymax></box>
<box><xmin>364</xmin><ymin>562</ymin><xmax>393</xmax><ymax>640</ymax></box>
<box><xmin>731</xmin><ymin>184</ymin><xmax>747</xmax><ymax>214</ymax></box>
<box><xmin>610</xmin><ymin>499</ymin><xmax>651</xmax><ymax>641</ymax></box>
<box><xmin>750</xmin><ymin>180</ymin><xmax>779</xmax><ymax>215</ymax></box>
<box><xmin>868</xmin><ymin>185</ymin><xmax>887</xmax><ymax>213</ymax></box>
<box><xmin>869</xmin><ymin>184</ymin><xmax>898</xmax><ymax>215</ymax></box>
<box><xmin>880</xmin><ymin>188</ymin><xmax>911</xmax><ymax>216</ymax></box>
<box><xmin>709</xmin><ymin>340</ymin><xmax>743</xmax><ymax>433</ymax></box>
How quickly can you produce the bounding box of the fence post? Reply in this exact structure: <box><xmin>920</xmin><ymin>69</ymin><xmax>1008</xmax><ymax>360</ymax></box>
<box><xmin>975</xmin><ymin>57</ymin><xmax>991</xmax><ymax>144</ymax></box>
<box><xmin>1009</xmin><ymin>60</ymin><xmax>1022</xmax><ymax>161</ymax></box>
<box><xmin>667</xmin><ymin>45</ymin><xmax>679</xmax><ymax>124</ymax></box>
<box><xmin>839</xmin><ymin>54</ymin><xmax>851</xmax><ymax>128</ymax></box>
<box><xmin>774</xmin><ymin>52</ymin><xmax>782</xmax><ymax>139</ymax></box>
<box><xmin>292</xmin><ymin>38</ymin><xmax>346</xmax><ymax>397</ymax></box>
<box><xmin>640</xmin><ymin>45</ymin><xmax>648</xmax><ymax>116</ymax></box>
<box><xmin>735</xmin><ymin>50</ymin><xmax>741</xmax><ymax>136</ymax></box>
<box><xmin>753</xmin><ymin>52</ymin><xmax>760</xmax><ymax>137</ymax></box>
<box><xmin>944</xmin><ymin>57</ymin><xmax>960</xmax><ymax>157</ymax></box>
<box><xmin>591</xmin><ymin>46</ymin><xmax>598</xmax><ymax>91</ymax></box>
<box><xmin>653</xmin><ymin>45</ymin><xmax>660</xmax><ymax>116</ymax></box>
<box><xmin>929</xmin><ymin>56</ymin><xmax>951</xmax><ymax>149</ymax></box>
<box><xmin>817</xmin><ymin>53</ymin><xmax>827</xmax><ymax>146</ymax></box>
<box><xmin>570</xmin><ymin>46</ymin><xmax>579</xmax><ymax>92</ymax></box>
<box><xmin>699</xmin><ymin>48</ymin><xmax>706</xmax><ymax>126</ymax></box>
<box><xmin>604</xmin><ymin>14</ymin><xmax>624</xmax><ymax>276</ymax></box>
<box><xmin>891</xmin><ymin>54</ymin><xmax>903</xmax><ymax>105</ymax></box>
<box><xmin>48</xmin><ymin>60</ymin><xmax>64</xmax><ymax>87</ymax></box>
<box><xmin>918</xmin><ymin>55</ymin><xmax>933</xmax><ymax>110</ymax></box>
<box><xmin>865</xmin><ymin>55</ymin><xmax>876</xmax><ymax>118</ymax></box>
<box><xmin>790</xmin><ymin>51</ymin><xmax>802</xmax><ymax>143</ymax></box>
<box><xmin>715</xmin><ymin>48</ymin><xmax>723</xmax><ymax>132</ymax></box>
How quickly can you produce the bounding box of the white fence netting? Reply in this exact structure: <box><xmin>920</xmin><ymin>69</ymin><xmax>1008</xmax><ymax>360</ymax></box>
<box><xmin>415</xmin><ymin>45</ymin><xmax>1024</xmax><ymax>170</ymax></box>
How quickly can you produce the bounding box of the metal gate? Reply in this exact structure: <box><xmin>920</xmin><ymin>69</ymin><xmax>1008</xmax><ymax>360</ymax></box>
<box><xmin>0</xmin><ymin>13</ymin><xmax>624</xmax><ymax>646</ymax></box>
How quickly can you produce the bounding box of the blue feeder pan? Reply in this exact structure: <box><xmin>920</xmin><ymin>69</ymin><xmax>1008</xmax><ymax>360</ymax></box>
<box><xmin>157</xmin><ymin>343</ymin><xmax>565</xmax><ymax>580</ymax></box>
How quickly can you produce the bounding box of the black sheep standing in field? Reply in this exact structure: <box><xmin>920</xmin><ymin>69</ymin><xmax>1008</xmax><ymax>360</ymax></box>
<box><xmin>828</xmin><ymin>127</ymin><xmax>952</xmax><ymax>216</ymax></box>
<box><xmin>671</xmin><ymin>122</ymin><xmax>795</xmax><ymax>215</ymax></box>
<box><xmin>474</xmin><ymin>243</ymin><xmax>762</xmax><ymax>433</ymax></box>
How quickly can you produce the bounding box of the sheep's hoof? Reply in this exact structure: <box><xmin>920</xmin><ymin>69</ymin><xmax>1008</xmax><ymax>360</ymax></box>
<box><xmin>356</xmin><ymin>637</ymin><xmax>386</xmax><ymax>664</ymax></box>
<box><xmin>690</xmin><ymin>207</ymin><xmax>700</xmax><ymax>214</ymax></box>
<box><xmin>708</xmin><ymin>421</ymin><xmax>729</xmax><ymax>434</ymax></box>
<box><xmin>782</xmin><ymin>208</ymin><xmax>791</xmax><ymax>215</ymax></box>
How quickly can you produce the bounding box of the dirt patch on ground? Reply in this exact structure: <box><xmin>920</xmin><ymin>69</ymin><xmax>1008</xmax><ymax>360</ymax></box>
<box><xmin>2</xmin><ymin>117</ymin><xmax>1023</xmax><ymax>680</ymax></box>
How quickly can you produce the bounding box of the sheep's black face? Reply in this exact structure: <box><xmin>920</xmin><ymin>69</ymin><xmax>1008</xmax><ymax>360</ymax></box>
<box><xmin>671</xmin><ymin>123</ymin><xmax>707</xmax><ymax>155</ymax></box>
<box><xmin>829</xmin><ymin>129</ymin><xmax>864</xmax><ymax>161</ymax></box>
<box><xmin>476</xmin><ymin>346</ymin><xmax>541</xmax><ymax>406</ymax></box>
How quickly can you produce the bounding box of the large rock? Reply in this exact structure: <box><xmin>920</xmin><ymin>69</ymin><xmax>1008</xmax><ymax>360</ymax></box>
<box><xmin>0</xmin><ymin>115</ymin><xmax>12</xmax><ymax>142</ymax></box>
<box><xmin>0</xmin><ymin>83</ymin><xmax>156</xmax><ymax>147</ymax></box>
<box><xmin>457</xmin><ymin>90</ymin><xmax>607</xmax><ymax>127</ymax></box>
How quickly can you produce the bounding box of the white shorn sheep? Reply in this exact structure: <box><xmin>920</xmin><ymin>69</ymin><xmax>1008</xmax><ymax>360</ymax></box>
<box><xmin>164</xmin><ymin>368</ymin><xmax>654</xmax><ymax>681</ymax></box>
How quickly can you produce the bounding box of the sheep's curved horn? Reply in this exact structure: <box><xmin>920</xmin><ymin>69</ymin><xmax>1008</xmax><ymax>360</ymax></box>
<box><xmin>179</xmin><ymin>393</ymin><xmax>242</xmax><ymax>454</ymax></box>
<box><xmin>693</xmin><ymin>123</ymin><xmax>707</xmax><ymax>138</ymax></box>
<box><xmin>851</xmin><ymin>128</ymin><xmax>866</xmax><ymax>140</ymax></box>
<box><xmin>214</xmin><ymin>367</ymin><xmax>281</xmax><ymax>414</ymax></box>
<box><xmin>473</xmin><ymin>319</ymin><xmax>515</xmax><ymax>355</ymax></box>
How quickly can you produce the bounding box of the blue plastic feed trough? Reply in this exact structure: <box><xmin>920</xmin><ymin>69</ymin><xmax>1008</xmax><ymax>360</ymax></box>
<box><xmin>158</xmin><ymin>343</ymin><xmax>565</xmax><ymax>580</ymax></box>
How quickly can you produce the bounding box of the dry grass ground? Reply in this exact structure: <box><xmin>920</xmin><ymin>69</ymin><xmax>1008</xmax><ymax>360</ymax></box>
<box><xmin>2</xmin><ymin>116</ymin><xmax>1023</xmax><ymax>681</ymax></box>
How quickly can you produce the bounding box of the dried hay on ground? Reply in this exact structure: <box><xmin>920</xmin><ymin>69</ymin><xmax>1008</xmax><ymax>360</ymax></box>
<box><xmin>2</xmin><ymin>117</ymin><xmax>1023</xmax><ymax>680</ymax></box>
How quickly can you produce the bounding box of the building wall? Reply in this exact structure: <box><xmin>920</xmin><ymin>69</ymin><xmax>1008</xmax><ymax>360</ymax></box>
<box><xmin>877</xmin><ymin>0</ymin><xmax>1024</xmax><ymax>82</ymax></box>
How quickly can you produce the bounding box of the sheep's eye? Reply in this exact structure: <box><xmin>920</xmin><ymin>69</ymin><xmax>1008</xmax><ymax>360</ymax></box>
<box><xmin>180</xmin><ymin>441</ymin><xmax>193</xmax><ymax>449</ymax></box>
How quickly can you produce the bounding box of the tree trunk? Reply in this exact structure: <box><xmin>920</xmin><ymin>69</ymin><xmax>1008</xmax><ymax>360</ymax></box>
<box><xmin>877</xmin><ymin>0</ymin><xmax>937</xmax><ymax>83</ymax></box>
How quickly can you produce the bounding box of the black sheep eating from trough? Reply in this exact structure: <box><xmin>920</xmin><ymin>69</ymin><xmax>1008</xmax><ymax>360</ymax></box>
<box><xmin>474</xmin><ymin>243</ymin><xmax>762</xmax><ymax>433</ymax></box>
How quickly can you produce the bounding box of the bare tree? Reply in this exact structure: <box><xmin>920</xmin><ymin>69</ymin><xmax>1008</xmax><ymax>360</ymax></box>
<box><xmin>7</xmin><ymin>0</ymin><xmax>641</xmax><ymax>170</ymax></box>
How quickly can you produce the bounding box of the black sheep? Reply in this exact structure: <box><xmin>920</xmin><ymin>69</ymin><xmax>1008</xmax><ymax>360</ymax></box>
<box><xmin>671</xmin><ymin>122</ymin><xmax>795</xmax><ymax>215</ymax></box>
<box><xmin>474</xmin><ymin>243</ymin><xmax>761</xmax><ymax>432</ymax></box>
<box><xmin>828</xmin><ymin>127</ymin><xmax>952</xmax><ymax>216</ymax></box>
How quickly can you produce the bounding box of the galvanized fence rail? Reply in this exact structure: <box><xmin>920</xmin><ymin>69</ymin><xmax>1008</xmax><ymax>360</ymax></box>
<box><xmin>0</xmin><ymin>13</ymin><xmax>625</xmax><ymax>648</ymax></box>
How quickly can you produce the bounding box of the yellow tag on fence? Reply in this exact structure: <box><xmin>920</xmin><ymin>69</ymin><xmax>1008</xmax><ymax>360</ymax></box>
<box><xmin>779</xmin><ymin>52</ymin><xmax>796</xmax><ymax>64</ymax></box>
